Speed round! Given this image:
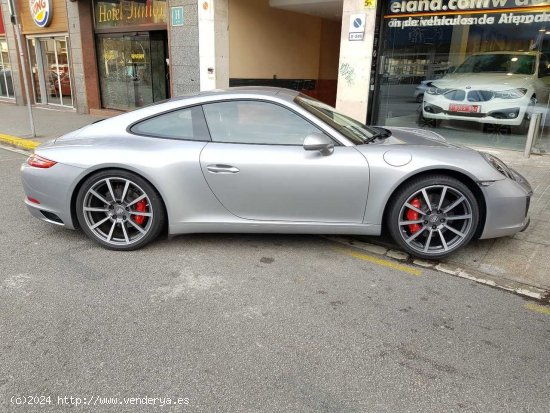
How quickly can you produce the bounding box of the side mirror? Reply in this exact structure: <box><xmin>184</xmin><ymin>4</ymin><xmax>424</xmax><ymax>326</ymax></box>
<box><xmin>303</xmin><ymin>133</ymin><xmax>334</xmax><ymax>156</ymax></box>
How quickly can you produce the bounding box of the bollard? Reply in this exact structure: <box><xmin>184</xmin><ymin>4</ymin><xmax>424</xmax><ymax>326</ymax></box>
<box><xmin>524</xmin><ymin>113</ymin><xmax>541</xmax><ymax>159</ymax></box>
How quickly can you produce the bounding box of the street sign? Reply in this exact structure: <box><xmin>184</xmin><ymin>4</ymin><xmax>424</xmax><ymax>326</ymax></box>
<box><xmin>348</xmin><ymin>13</ymin><xmax>366</xmax><ymax>41</ymax></box>
<box><xmin>171</xmin><ymin>6</ymin><xmax>184</xmax><ymax>27</ymax></box>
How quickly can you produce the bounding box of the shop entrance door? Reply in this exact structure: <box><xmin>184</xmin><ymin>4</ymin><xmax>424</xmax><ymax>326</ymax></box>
<box><xmin>96</xmin><ymin>31</ymin><xmax>168</xmax><ymax>111</ymax></box>
<box><xmin>29</xmin><ymin>36</ymin><xmax>73</xmax><ymax>107</ymax></box>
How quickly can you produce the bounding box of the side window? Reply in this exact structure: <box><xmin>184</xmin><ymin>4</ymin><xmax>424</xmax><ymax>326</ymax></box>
<box><xmin>202</xmin><ymin>100</ymin><xmax>323</xmax><ymax>145</ymax></box>
<box><xmin>131</xmin><ymin>106</ymin><xmax>210</xmax><ymax>141</ymax></box>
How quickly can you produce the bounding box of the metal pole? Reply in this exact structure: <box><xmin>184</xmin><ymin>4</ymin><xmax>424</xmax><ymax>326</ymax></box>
<box><xmin>524</xmin><ymin>113</ymin><xmax>541</xmax><ymax>159</ymax></box>
<box><xmin>8</xmin><ymin>0</ymin><xmax>36</xmax><ymax>138</ymax></box>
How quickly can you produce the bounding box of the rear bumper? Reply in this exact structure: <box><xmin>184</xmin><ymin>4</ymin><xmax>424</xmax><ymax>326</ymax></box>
<box><xmin>20</xmin><ymin>161</ymin><xmax>85</xmax><ymax>230</ymax></box>
<box><xmin>479</xmin><ymin>169</ymin><xmax>532</xmax><ymax>239</ymax></box>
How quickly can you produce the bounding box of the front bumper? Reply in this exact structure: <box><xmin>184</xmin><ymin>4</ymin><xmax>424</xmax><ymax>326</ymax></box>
<box><xmin>479</xmin><ymin>168</ymin><xmax>532</xmax><ymax>239</ymax></box>
<box><xmin>20</xmin><ymin>160</ymin><xmax>85</xmax><ymax>230</ymax></box>
<box><xmin>423</xmin><ymin>94</ymin><xmax>530</xmax><ymax>126</ymax></box>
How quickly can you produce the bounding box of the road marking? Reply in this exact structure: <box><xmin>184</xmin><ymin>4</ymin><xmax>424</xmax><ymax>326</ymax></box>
<box><xmin>0</xmin><ymin>133</ymin><xmax>40</xmax><ymax>150</ymax></box>
<box><xmin>524</xmin><ymin>302</ymin><xmax>550</xmax><ymax>316</ymax></box>
<box><xmin>334</xmin><ymin>247</ymin><xmax>422</xmax><ymax>276</ymax></box>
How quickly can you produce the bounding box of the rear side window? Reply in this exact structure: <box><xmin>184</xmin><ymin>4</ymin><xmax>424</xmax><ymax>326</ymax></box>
<box><xmin>131</xmin><ymin>106</ymin><xmax>210</xmax><ymax>141</ymax></box>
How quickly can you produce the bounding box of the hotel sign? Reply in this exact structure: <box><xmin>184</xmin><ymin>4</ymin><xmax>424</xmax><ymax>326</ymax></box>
<box><xmin>94</xmin><ymin>0</ymin><xmax>167</xmax><ymax>29</ymax></box>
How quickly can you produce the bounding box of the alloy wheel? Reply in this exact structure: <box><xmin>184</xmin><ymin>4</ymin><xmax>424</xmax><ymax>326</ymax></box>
<box><xmin>82</xmin><ymin>177</ymin><xmax>154</xmax><ymax>246</ymax></box>
<box><xmin>397</xmin><ymin>185</ymin><xmax>474</xmax><ymax>255</ymax></box>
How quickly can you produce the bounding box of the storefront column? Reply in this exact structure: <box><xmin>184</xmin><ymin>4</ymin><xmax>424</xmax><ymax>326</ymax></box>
<box><xmin>335</xmin><ymin>0</ymin><xmax>377</xmax><ymax>122</ymax></box>
<box><xmin>198</xmin><ymin>0</ymin><xmax>228</xmax><ymax>90</ymax></box>
<box><xmin>168</xmin><ymin>0</ymin><xmax>201</xmax><ymax>96</ymax></box>
<box><xmin>66</xmin><ymin>0</ymin><xmax>94</xmax><ymax>114</ymax></box>
<box><xmin>0</xmin><ymin>0</ymin><xmax>24</xmax><ymax>104</ymax></box>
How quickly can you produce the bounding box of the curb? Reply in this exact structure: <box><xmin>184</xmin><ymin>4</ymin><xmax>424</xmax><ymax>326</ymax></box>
<box><xmin>0</xmin><ymin>133</ymin><xmax>40</xmax><ymax>151</ymax></box>
<box><xmin>326</xmin><ymin>236</ymin><xmax>549</xmax><ymax>303</ymax></box>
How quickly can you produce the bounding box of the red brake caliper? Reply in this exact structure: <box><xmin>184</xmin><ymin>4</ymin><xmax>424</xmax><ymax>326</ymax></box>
<box><xmin>133</xmin><ymin>199</ymin><xmax>148</xmax><ymax>225</ymax></box>
<box><xmin>406</xmin><ymin>198</ymin><xmax>422</xmax><ymax>234</ymax></box>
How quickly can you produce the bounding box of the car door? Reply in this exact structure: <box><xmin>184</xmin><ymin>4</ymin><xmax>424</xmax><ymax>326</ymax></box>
<box><xmin>199</xmin><ymin>99</ymin><xmax>369</xmax><ymax>223</ymax></box>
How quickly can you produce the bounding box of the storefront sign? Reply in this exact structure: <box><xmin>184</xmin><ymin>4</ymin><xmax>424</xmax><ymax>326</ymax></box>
<box><xmin>94</xmin><ymin>0</ymin><xmax>167</xmax><ymax>30</ymax></box>
<box><xmin>0</xmin><ymin>5</ymin><xmax>5</xmax><ymax>35</ymax></box>
<box><xmin>386</xmin><ymin>0</ymin><xmax>550</xmax><ymax>27</ymax></box>
<box><xmin>349</xmin><ymin>13</ymin><xmax>367</xmax><ymax>41</ymax></box>
<box><xmin>389</xmin><ymin>0</ymin><xmax>550</xmax><ymax>15</ymax></box>
<box><xmin>29</xmin><ymin>0</ymin><xmax>53</xmax><ymax>28</ymax></box>
<box><xmin>171</xmin><ymin>6</ymin><xmax>184</xmax><ymax>26</ymax></box>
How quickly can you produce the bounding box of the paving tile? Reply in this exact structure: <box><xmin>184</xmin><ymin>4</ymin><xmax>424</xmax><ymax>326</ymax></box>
<box><xmin>476</xmin><ymin>238</ymin><xmax>550</xmax><ymax>289</ymax></box>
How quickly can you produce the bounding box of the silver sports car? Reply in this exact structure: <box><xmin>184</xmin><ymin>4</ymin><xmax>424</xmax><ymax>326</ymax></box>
<box><xmin>20</xmin><ymin>87</ymin><xmax>532</xmax><ymax>259</ymax></box>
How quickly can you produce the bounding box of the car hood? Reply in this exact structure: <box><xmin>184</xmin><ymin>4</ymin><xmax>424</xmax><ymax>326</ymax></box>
<box><xmin>431</xmin><ymin>73</ymin><xmax>533</xmax><ymax>90</ymax></box>
<box><xmin>374</xmin><ymin>127</ymin><xmax>465</xmax><ymax>149</ymax></box>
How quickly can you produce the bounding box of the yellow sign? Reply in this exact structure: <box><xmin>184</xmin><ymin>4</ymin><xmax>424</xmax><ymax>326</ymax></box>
<box><xmin>364</xmin><ymin>0</ymin><xmax>377</xmax><ymax>9</ymax></box>
<box><xmin>95</xmin><ymin>0</ymin><xmax>167</xmax><ymax>28</ymax></box>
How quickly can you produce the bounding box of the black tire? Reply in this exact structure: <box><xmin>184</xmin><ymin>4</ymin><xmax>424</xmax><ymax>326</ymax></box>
<box><xmin>387</xmin><ymin>175</ymin><xmax>479</xmax><ymax>259</ymax></box>
<box><xmin>512</xmin><ymin>116</ymin><xmax>530</xmax><ymax>135</ymax></box>
<box><xmin>512</xmin><ymin>95</ymin><xmax>536</xmax><ymax>135</ymax></box>
<box><xmin>416</xmin><ymin>111</ymin><xmax>441</xmax><ymax>128</ymax></box>
<box><xmin>75</xmin><ymin>169</ymin><xmax>166</xmax><ymax>251</ymax></box>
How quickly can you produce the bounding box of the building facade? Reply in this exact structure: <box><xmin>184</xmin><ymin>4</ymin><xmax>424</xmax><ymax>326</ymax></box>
<box><xmin>0</xmin><ymin>3</ymin><xmax>15</xmax><ymax>100</ymax></box>
<box><xmin>1</xmin><ymin>0</ymin><xmax>549</xmax><ymax>152</ymax></box>
<box><xmin>0</xmin><ymin>0</ymin><xmax>227</xmax><ymax>115</ymax></box>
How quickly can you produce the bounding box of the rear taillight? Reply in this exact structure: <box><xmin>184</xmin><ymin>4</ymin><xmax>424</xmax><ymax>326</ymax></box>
<box><xmin>27</xmin><ymin>154</ymin><xmax>57</xmax><ymax>168</ymax></box>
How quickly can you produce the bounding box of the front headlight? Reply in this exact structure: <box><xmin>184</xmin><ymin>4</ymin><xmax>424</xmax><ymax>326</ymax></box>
<box><xmin>480</xmin><ymin>152</ymin><xmax>514</xmax><ymax>179</ymax></box>
<box><xmin>426</xmin><ymin>86</ymin><xmax>448</xmax><ymax>95</ymax></box>
<box><xmin>494</xmin><ymin>88</ymin><xmax>527</xmax><ymax>99</ymax></box>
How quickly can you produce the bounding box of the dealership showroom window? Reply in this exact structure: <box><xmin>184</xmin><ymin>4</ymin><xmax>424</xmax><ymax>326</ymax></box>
<box><xmin>373</xmin><ymin>0</ymin><xmax>550</xmax><ymax>152</ymax></box>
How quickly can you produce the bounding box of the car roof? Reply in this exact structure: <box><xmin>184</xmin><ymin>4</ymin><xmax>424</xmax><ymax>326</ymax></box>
<box><xmin>169</xmin><ymin>86</ymin><xmax>300</xmax><ymax>103</ymax></box>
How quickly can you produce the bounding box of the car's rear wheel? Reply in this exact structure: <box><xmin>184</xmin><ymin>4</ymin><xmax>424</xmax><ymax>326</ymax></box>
<box><xmin>76</xmin><ymin>170</ymin><xmax>165</xmax><ymax>250</ymax></box>
<box><xmin>387</xmin><ymin>175</ymin><xmax>479</xmax><ymax>259</ymax></box>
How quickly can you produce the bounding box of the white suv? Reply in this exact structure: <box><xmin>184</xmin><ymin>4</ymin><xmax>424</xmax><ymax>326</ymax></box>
<box><xmin>422</xmin><ymin>51</ymin><xmax>550</xmax><ymax>133</ymax></box>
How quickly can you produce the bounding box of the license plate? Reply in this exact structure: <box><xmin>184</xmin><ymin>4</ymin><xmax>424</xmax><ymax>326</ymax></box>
<box><xmin>449</xmin><ymin>104</ymin><xmax>480</xmax><ymax>113</ymax></box>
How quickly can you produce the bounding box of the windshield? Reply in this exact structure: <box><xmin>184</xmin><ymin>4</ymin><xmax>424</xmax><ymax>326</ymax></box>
<box><xmin>454</xmin><ymin>54</ymin><xmax>536</xmax><ymax>75</ymax></box>
<box><xmin>294</xmin><ymin>95</ymin><xmax>377</xmax><ymax>144</ymax></box>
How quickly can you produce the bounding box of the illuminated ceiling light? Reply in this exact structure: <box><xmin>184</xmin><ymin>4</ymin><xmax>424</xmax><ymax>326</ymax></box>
<box><xmin>540</xmin><ymin>28</ymin><xmax>546</xmax><ymax>32</ymax></box>
<box><xmin>511</xmin><ymin>57</ymin><xmax>518</xmax><ymax>62</ymax></box>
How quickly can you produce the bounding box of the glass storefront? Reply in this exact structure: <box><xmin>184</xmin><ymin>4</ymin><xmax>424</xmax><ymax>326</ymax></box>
<box><xmin>0</xmin><ymin>38</ymin><xmax>14</xmax><ymax>99</ymax></box>
<box><xmin>374</xmin><ymin>1</ymin><xmax>550</xmax><ymax>153</ymax></box>
<box><xmin>94</xmin><ymin>0</ymin><xmax>169</xmax><ymax>111</ymax></box>
<box><xmin>96</xmin><ymin>31</ymin><xmax>168</xmax><ymax>111</ymax></box>
<box><xmin>28</xmin><ymin>36</ymin><xmax>73</xmax><ymax>107</ymax></box>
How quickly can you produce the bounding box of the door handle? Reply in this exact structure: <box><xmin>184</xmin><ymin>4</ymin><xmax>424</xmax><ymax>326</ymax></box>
<box><xmin>207</xmin><ymin>164</ymin><xmax>240</xmax><ymax>174</ymax></box>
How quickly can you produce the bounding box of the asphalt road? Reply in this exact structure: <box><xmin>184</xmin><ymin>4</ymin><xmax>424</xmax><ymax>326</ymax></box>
<box><xmin>0</xmin><ymin>147</ymin><xmax>549</xmax><ymax>412</ymax></box>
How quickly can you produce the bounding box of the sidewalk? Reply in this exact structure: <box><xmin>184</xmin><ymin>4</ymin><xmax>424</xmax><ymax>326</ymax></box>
<box><xmin>0</xmin><ymin>102</ymin><xmax>548</xmax><ymax>294</ymax></box>
<box><xmin>0</xmin><ymin>102</ymin><xmax>104</xmax><ymax>144</ymax></box>
<box><xmin>445</xmin><ymin>146</ymin><xmax>550</xmax><ymax>291</ymax></box>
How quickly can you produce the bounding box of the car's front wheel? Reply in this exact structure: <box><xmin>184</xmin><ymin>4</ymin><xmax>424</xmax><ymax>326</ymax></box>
<box><xmin>387</xmin><ymin>175</ymin><xmax>479</xmax><ymax>259</ymax></box>
<box><xmin>76</xmin><ymin>170</ymin><xmax>166</xmax><ymax>250</ymax></box>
